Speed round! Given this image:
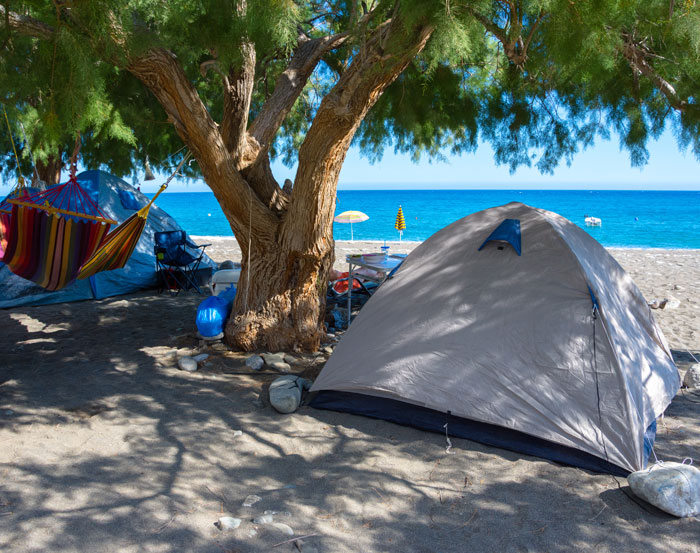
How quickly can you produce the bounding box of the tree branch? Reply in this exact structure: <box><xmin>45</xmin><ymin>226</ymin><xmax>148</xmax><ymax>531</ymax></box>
<box><xmin>246</xmin><ymin>31</ymin><xmax>349</xmax><ymax>162</ymax></box>
<box><xmin>621</xmin><ymin>35</ymin><xmax>688</xmax><ymax>112</ymax></box>
<box><xmin>221</xmin><ymin>40</ymin><xmax>256</xmax><ymax>161</ymax></box>
<box><xmin>0</xmin><ymin>5</ymin><xmax>54</xmax><ymax>39</ymax></box>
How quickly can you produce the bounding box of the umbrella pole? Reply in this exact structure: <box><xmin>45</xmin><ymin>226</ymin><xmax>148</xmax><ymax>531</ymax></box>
<box><xmin>350</xmin><ymin>222</ymin><xmax>354</xmax><ymax>241</ymax></box>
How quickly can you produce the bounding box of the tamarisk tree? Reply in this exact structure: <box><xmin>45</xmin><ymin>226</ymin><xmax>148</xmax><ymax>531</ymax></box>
<box><xmin>2</xmin><ymin>1</ymin><xmax>699</xmax><ymax>351</ymax></box>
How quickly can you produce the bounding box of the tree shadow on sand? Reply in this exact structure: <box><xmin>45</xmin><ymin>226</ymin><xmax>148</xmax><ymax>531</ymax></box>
<box><xmin>0</xmin><ymin>294</ymin><xmax>699</xmax><ymax>553</ymax></box>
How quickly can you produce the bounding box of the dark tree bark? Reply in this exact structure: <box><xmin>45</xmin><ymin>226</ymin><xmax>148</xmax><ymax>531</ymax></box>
<box><xmin>34</xmin><ymin>152</ymin><xmax>62</xmax><ymax>187</ymax></box>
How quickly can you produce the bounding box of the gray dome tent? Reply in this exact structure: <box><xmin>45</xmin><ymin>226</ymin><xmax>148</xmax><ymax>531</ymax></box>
<box><xmin>0</xmin><ymin>170</ymin><xmax>214</xmax><ymax>308</ymax></box>
<box><xmin>311</xmin><ymin>202</ymin><xmax>680</xmax><ymax>475</ymax></box>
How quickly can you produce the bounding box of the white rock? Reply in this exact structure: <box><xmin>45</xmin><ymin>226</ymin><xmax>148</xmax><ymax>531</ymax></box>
<box><xmin>193</xmin><ymin>353</ymin><xmax>209</xmax><ymax>363</ymax></box>
<box><xmin>270</xmin><ymin>522</ymin><xmax>294</xmax><ymax>535</ymax></box>
<box><xmin>242</xmin><ymin>494</ymin><xmax>262</xmax><ymax>507</ymax></box>
<box><xmin>322</xmin><ymin>346</ymin><xmax>333</xmax><ymax>355</ymax></box>
<box><xmin>245</xmin><ymin>355</ymin><xmax>264</xmax><ymax>371</ymax></box>
<box><xmin>233</xmin><ymin>430</ymin><xmax>243</xmax><ymax>438</ymax></box>
<box><xmin>215</xmin><ymin>516</ymin><xmax>241</xmax><ymax>531</ymax></box>
<box><xmin>283</xmin><ymin>353</ymin><xmax>297</xmax><ymax>364</ymax></box>
<box><xmin>262</xmin><ymin>353</ymin><xmax>286</xmax><ymax>366</ymax></box>
<box><xmin>270</xmin><ymin>361</ymin><xmax>291</xmax><ymax>372</ymax></box>
<box><xmin>660</xmin><ymin>295</ymin><xmax>681</xmax><ymax>310</ymax></box>
<box><xmin>268</xmin><ymin>375</ymin><xmax>312</xmax><ymax>414</ymax></box>
<box><xmin>247</xmin><ymin>528</ymin><xmax>257</xmax><ymax>538</ymax></box>
<box><xmin>683</xmin><ymin>364</ymin><xmax>700</xmax><ymax>388</ymax></box>
<box><xmin>628</xmin><ymin>462</ymin><xmax>700</xmax><ymax>517</ymax></box>
<box><xmin>178</xmin><ymin>356</ymin><xmax>198</xmax><ymax>372</ymax></box>
<box><xmin>253</xmin><ymin>514</ymin><xmax>274</xmax><ymax>524</ymax></box>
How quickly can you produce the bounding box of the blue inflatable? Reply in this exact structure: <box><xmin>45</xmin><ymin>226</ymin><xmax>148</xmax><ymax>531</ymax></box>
<box><xmin>196</xmin><ymin>286</ymin><xmax>236</xmax><ymax>338</ymax></box>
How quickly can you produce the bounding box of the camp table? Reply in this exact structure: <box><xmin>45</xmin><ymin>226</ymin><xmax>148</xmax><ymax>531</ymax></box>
<box><xmin>346</xmin><ymin>253</ymin><xmax>405</xmax><ymax>323</ymax></box>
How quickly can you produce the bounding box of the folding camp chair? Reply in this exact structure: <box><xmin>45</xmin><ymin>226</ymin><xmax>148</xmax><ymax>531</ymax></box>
<box><xmin>154</xmin><ymin>230</ymin><xmax>210</xmax><ymax>295</ymax></box>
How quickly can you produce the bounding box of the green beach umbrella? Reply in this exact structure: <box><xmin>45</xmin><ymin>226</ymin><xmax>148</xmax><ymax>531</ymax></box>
<box><xmin>395</xmin><ymin>205</ymin><xmax>406</xmax><ymax>242</ymax></box>
<box><xmin>334</xmin><ymin>210</ymin><xmax>369</xmax><ymax>241</ymax></box>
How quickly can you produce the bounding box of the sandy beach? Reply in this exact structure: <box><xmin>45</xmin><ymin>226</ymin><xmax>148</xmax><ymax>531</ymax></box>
<box><xmin>0</xmin><ymin>240</ymin><xmax>698</xmax><ymax>552</ymax></box>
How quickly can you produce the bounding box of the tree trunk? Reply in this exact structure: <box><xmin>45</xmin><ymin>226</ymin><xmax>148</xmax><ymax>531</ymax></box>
<box><xmin>227</xmin><ymin>231</ymin><xmax>334</xmax><ymax>351</ymax></box>
<box><xmin>226</xmin><ymin>21</ymin><xmax>434</xmax><ymax>352</ymax></box>
<box><xmin>34</xmin><ymin>152</ymin><xmax>62</xmax><ymax>187</ymax></box>
<box><xmin>123</xmin><ymin>17</ymin><xmax>434</xmax><ymax>352</ymax></box>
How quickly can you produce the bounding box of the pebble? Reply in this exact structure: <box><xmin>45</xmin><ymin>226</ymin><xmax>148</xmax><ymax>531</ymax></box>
<box><xmin>322</xmin><ymin>346</ymin><xmax>333</xmax><ymax>355</ymax></box>
<box><xmin>245</xmin><ymin>355</ymin><xmax>264</xmax><ymax>371</ymax></box>
<box><xmin>210</xmin><ymin>342</ymin><xmax>228</xmax><ymax>351</ymax></box>
<box><xmin>5</xmin><ymin>409</ymin><xmax>14</xmax><ymax>416</ymax></box>
<box><xmin>242</xmin><ymin>494</ymin><xmax>262</xmax><ymax>507</ymax></box>
<box><xmin>327</xmin><ymin>332</ymin><xmax>336</xmax><ymax>339</ymax></box>
<box><xmin>270</xmin><ymin>361</ymin><xmax>291</xmax><ymax>372</ymax></box>
<box><xmin>233</xmin><ymin>430</ymin><xmax>243</xmax><ymax>438</ymax></box>
<box><xmin>264</xmin><ymin>510</ymin><xmax>291</xmax><ymax>517</ymax></box>
<box><xmin>683</xmin><ymin>364</ymin><xmax>700</xmax><ymax>389</ymax></box>
<box><xmin>253</xmin><ymin>514</ymin><xmax>274</xmax><ymax>524</ymax></box>
<box><xmin>270</xmin><ymin>522</ymin><xmax>294</xmax><ymax>535</ymax></box>
<box><xmin>214</xmin><ymin>516</ymin><xmax>241</xmax><ymax>531</ymax></box>
<box><xmin>262</xmin><ymin>353</ymin><xmax>286</xmax><ymax>366</ymax></box>
<box><xmin>247</xmin><ymin>528</ymin><xmax>258</xmax><ymax>538</ymax></box>
<box><xmin>192</xmin><ymin>353</ymin><xmax>209</xmax><ymax>362</ymax></box>
<box><xmin>283</xmin><ymin>353</ymin><xmax>297</xmax><ymax>364</ymax></box>
<box><xmin>178</xmin><ymin>356</ymin><xmax>198</xmax><ymax>372</ymax></box>
<box><xmin>268</xmin><ymin>375</ymin><xmax>312</xmax><ymax>414</ymax></box>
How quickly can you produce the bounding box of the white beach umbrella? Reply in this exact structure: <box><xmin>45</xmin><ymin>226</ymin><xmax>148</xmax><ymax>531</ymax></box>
<box><xmin>334</xmin><ymin>210</ymin><xmax>369</xmax><ymax>241</ymax></box>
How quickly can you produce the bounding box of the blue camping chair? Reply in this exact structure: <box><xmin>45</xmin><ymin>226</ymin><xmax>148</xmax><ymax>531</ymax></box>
<box><xmin>154</xmin><ymin>230</ymin><xmax>210</xmax><ymax>295</ymax></box>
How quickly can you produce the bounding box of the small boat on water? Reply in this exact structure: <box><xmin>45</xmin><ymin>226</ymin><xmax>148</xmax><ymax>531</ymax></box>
<box><xmin>585</xmin><ymin>216</ymin><xmax>602</xmax><ymax>226</ymax></box>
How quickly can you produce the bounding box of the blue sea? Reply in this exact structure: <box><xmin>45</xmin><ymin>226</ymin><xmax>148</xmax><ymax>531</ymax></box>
<box><xmin>150</xmin><ymin>189</ymin><xmax>700</xmax><ymax>249</ymax></box>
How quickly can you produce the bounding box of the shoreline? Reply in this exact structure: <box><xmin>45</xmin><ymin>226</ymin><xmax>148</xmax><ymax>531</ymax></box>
<box><xmin>193</xmin><ymin>236</ymin><xmax>700</xmax><ymax>252</ymax></box>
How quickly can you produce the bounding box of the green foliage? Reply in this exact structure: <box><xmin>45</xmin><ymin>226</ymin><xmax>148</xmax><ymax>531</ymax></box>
<box><xmin>2</xmin><ymin>0</ymin><xmax>699</xmax><ymax>186</ymax></box>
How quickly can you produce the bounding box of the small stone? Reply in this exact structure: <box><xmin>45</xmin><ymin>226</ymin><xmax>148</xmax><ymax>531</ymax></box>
<box><xmin>242</xmin><ymin>494</ymin><xmax>262</xmax><ymax>507</ymax></box>
<box><xmin>193</xmin><ymin>353</ymin><xmax>209</xmax><ymax>362</ymax></box>
<box><xmin>270</xmin><ymin>522</ymin><xmax>294</xmax><ymax>535</ymax></box>
<box><xmin>178</xmin><ymin>356</ymin><xmax>198</xmax><ymax>372</ymax></box>
<box><xmin>264</xmin><ymin>510</ymin><xmax>291</xmax><ymax>517</ymax></box>
<box><xmin>245</xmin><ymin>355</ymin><xmax>264</xmax><ymax>371</ymax></box>
<box><xmin>4</xmin><ymin>409</ymin><xmax>14</xmax><ymax>416</ymax></box>
<box><xmin>674</xmin><ymin>285</ymin><xmax>683</xmax><ymax>291</ymax></box>
<box><xmin>326</xmin><ymin>333</ymin><xmax>336</xmax><ymax>339</ymax></box>
<box><xmin>270</xmin><ymin>361</ymin><xmax>291</xmax><ymax>372</ymax></box>
<box><xmin>662</xmin><ymin>295</ymin><xmax>681</xmax><ymax>309</ymax></box>
<box><xmin>283</xmin><ymin>353</ymin><xmax>297</xmax><ymax>364</ymax></box>
<box><xmin>232</xmin><ymin>430</ymin><xmax>243</xmax><ymax>438</ymax></box>
<box><xmin>269</xmin><ymin>375</ymin><xmax>312</xmax><ymax>413</ymax></box>
<box><xmin>210</xmin><ymin>342</ymin><xmax>228</xmax><ymax>351</ymax></box>
<box><xmin>253</xmin><ymin>514</ymin><xmax>274</xmax><ymax>524</ymax></box>
<box><xmin>262</xmin><ymin>353</ymin><xmax>286</xmax><ymax>366</ymax></box>
<box><xmin>683</xmin><ymin>364</ymin><xmax>700</xmax><ymax>388</ymax></box>
<box><xmin>322</xmin><ymin>346</ymin><xmax>333</xmax><ymax>355</ymax></box>
<box><xmin>214</xmin><ymin>516</ymin><xmax>241</xmax><ymax>531</ymax></box>
<box><xmin>60</xmin><ymin>309</ymin><xmax>71</xmax><ymax>316</ymax></box>
<box><xmin>247</xmin><ymin>528</ymin><xmax>257</xmax><ymax>538</ymax></box>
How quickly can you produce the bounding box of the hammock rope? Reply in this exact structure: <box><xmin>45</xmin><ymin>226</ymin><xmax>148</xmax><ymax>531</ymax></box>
<box><xmin>0</xmin><ymin>105</ymin><xmax>31</xmax><ymax>257</ymax></box>
<box><xmin>1</xmin><ymin>137</ymin><xmax>114</xmax><ymax>290</ymax></box>
<box><xmin>77</xmin><ymin>152</ymin><xmax>192</xmax><ymax>279</ymax></box>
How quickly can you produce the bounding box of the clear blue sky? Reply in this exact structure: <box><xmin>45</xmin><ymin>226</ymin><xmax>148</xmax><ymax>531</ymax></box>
<box><xmin>4</xmin><ymin>127</ymin><xmax>699</xmax><ymax>193</ymax></box>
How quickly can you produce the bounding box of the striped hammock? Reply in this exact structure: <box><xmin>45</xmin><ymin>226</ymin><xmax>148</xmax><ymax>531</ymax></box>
<box><xmin>78</xmin><ymin>153</ymin><xmax>191</xmax><ymax>279</ymax></box>
<box><xmin>1</xmin><ymin>177</ymin><xmax>115</xmax><ymax>291</ymax></box>
<box><xmin>0</xmin><ymin>185</ymin><xmax>36</xmax><ymax>259</ymax></box>
<box><xmin>76</xmin><ymin>208</ymin><xmax>148</xmax><ymax>279</ymax></box>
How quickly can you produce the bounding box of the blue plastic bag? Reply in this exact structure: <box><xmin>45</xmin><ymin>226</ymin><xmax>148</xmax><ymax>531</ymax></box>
<box><xmin>196</xmin><ymin>286</ymin><xmax>236</xmax><ymax>338</ymax></box>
